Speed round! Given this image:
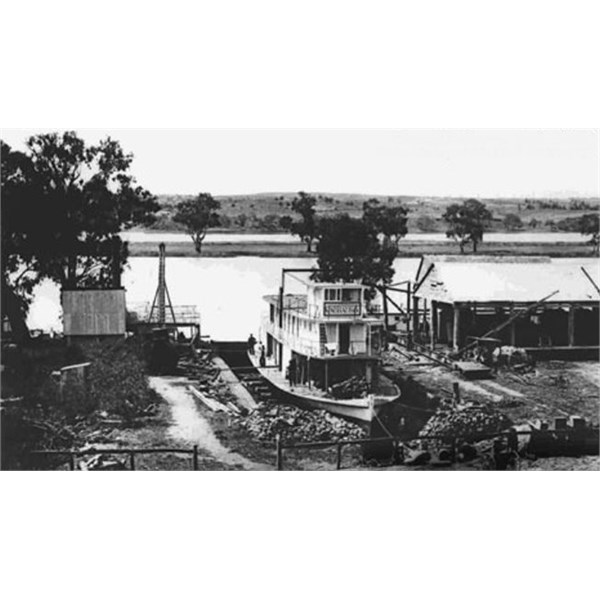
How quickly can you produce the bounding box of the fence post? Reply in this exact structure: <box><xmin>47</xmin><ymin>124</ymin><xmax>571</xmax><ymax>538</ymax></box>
<box><xmin>336</xmin><ymin>442</ymin><xmax>343</xmax><ymax>470</ymax></box>
<box><xmin>129</xmin><ymin>452</ymin><xmax>136</xmax><ymax>471</ymax></box>
<box><xmin>276</xmin><ymin>434</ymin><xmax>283</xmax><ymax>471</ymax></box>
<box><xmin>193</xmin><ymin>445</ymin><xmax>199</xmax><ymax>471</ymax></box>
<box><xmin>69</xmin><ymin>453</ymin><xmax>76</xmax><ymax>471</ymax></box>
<box><xmin>453</xmin><ymin>382</ymin><xmax>460</xmax><ymax>407</ymax></box>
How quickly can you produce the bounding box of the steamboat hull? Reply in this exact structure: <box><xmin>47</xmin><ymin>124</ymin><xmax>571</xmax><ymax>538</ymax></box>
<box><xmin>247</xmin><ymin>351</ymin><xmax>400</xmax><ymax>427</ymax></box>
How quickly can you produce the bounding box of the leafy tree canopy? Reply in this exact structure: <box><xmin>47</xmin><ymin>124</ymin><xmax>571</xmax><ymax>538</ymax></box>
<box><xmin>443</xmin><ymin>199</ymin><xmax>492</xmax><ymax>253</ymax></box>
<box><xmin>312</xmin><ymin>214</ymin><xmax>398</xmax><ymax>291</ymax></box>
<box><xmin>579</xmin><ymin>212</ymin><xmax>599</xmax><ymax>255</ymax></box>
<box><xmin>362</xmin><ymin>198</ymin><xmax>409</xmax><ymax>245</ymax></box>
<box><xmin>173</xmin><ymin>193</ymin><xmax>221</xmax><ymax>253</ymax></box>
<box><xmin>282</xmin><ymin>191</ymin><xmax>318</xmax><ymax>252</ymax></box>
<box><xmin>1</xmin><ymin>132</ymin><xmax>159</xmax><ymax>340</ymax></box>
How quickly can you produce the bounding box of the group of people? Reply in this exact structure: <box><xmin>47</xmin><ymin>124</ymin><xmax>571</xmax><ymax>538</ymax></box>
<box><xmin>247</xmin><ymin>333</ymin><xmax>266</xmax><ymax>367</ymax></box>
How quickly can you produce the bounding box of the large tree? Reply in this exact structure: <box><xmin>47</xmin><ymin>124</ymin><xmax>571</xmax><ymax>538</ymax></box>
<box><xmin>1</xmin><ymin>133</ymin><xmax>159</xmax><ymax>342</ymax></box>
<box><xmin>362</xmin><ymin>198</ymin><xmax>409</xmax><ymax>247</ymax></box>
<box><xmin>443</xmin><ymin>199</ymin><xmax>493</xmax><ymax>253</ymax></box>
<box><xmin>579</xmin><ymin>212</ymin><xmax>599</xmax><ymax>255</ymax></box>
<box><xmin>312</xmin><ymin>214</ymin><xmax>397</xmax><ymax>290</ymax></box>
<box><xmin>282</xmin><ymin>191</ymin><xmax>318</xmax><ymax>252</ymax></box>
<box><xmin>173</xmin><ymin>193</ymin><xmax>221</xmax><ymax>253</ymax></box>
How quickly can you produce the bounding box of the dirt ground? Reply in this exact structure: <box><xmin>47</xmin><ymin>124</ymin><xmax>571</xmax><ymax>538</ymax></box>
<box><xmin>148</xmin><ymin>376</ymin><xmax>269</xmax><ymax>470</ymax></box>
<box><xmin>11</xmin><ymin>353</ymin><xmax>596</xmax><ymax>471</ymax></box>
<box><xmin>385</xmin><ymin>356</ymin><xmax>600</xmax><ymax>427</ymax></box>
<box><xmin>159</xmin><ymin>357</ymin><xmax>599</xmax><ymax>471</ymax></box>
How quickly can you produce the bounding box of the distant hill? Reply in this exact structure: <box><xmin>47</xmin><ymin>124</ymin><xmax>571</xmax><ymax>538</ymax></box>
<box><xmin>148</xmin><ymin>193</ymin><xmax>599</xmax><ymax>233</ymax></box>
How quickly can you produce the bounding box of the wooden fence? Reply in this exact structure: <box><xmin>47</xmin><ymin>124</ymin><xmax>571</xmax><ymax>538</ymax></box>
<box><xmin>28</xmin><ymin>426</ymin><xmax>597</xmax><ymax>471</ymax></box>
<box><xmin>30</xmin><ymin>446</ymin><xmax>200</xmax><ymax>470</ymax></box>
<box><xmin>274</xmin><ymin>427</ymin><xmax>599</xmax><ymax>471</ymax></box>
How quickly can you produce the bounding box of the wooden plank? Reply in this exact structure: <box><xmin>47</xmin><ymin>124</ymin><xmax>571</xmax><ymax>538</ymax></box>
<box><xmin>187</xmin><ymin>385</ymin><xmax>231</xmax><ymax>413</ymax></box>
<box><xmin>211</xmin><ymin>356</ymin><xmax>258</xmax><ymax>410</ymax></box>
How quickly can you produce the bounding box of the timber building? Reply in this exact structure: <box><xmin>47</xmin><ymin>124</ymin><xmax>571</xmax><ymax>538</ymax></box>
<box><xmin>411</xmin><ymin>255</ymin><xmax>600</xmax><ymax>355</ymax></box>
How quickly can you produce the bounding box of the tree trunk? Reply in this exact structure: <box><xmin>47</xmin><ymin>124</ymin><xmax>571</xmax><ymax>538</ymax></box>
<box><xmin>192</xmin><ymin>234</ymin><xmax>203</xmax><ymax>254</ymax></box>
<box><xmin>473</xmin><ymin>239</ymin><xmax>478</xmax><ymax>253</ymax></box>
<box><xmin>1</xmin><ymin>276</ymin><xmax>31</xmax><ymax>344</ymax></box>
<box><xmin>66</xmin><ymin>253</ymin><xmax>77</xmax><ymax>288</ymax></box>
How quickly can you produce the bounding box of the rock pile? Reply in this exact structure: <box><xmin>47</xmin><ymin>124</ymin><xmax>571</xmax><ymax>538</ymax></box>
<box><xmin>420</xmin><ymin>403</ymin><xmax>512</xmax><ymax>441</ymax></box>
<box><xmin>238</xmin><ymin>402</ymin><xmax>364</xmax><ymax>443</ymax></box>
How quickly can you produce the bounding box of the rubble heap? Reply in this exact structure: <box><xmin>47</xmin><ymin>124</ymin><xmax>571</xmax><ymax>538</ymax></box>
<box><xmin>420</xmin><ymin>403</ymin><xmax>513</xmax><ymax>441</ymax></box>
<box><xmin>238</xmin><ymin>402</ymin><xmax>364</xmax><ymax>443</ymax></box>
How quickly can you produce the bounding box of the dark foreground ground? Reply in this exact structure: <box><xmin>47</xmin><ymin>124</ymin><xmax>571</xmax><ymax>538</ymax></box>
<box><xmin>2</xmin><ymin>330</ymin><xmax>598</xmax><ymax>471</ymax></box>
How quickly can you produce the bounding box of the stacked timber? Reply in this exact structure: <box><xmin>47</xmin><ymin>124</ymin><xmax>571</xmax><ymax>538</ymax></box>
<box><xmin>330</xmin><ymin>376</ymin><xmax>369</xmax><ymax>400</ymax></box>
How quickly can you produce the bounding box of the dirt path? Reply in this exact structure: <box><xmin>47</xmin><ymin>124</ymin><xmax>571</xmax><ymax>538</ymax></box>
<box><xmin>148</xmin><ymin>376</ymin><xmax>270</xmax><ymax>470</ymax></box>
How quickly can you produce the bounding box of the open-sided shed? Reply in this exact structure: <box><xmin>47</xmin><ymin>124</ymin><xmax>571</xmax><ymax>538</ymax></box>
<box><xmin>412</xmin><ymin>255</ymin><xmax>600</xmax><ymax>352</ymax></box>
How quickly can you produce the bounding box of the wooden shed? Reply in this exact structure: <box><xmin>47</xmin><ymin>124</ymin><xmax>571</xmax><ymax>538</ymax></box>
<box><xmin>61</xmin><ymin>288</ymin><xmax>126</xmax><ymax>339</ymax></box>
<box><xmin>411</xmin><ymin>255</ymin><xmax>600</xmax><ymax>354</ymax></box>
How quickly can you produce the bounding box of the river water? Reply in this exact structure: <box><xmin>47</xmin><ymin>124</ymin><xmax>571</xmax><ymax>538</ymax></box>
<box><xmin>26</xmin><ymin>255</ymin><xmax>423</xmax><ymax>339</ymax></box>
<box><xmin>25</xmin><ymin>232</ymin><xmax>599</xmax><ymax>340</ymax></box>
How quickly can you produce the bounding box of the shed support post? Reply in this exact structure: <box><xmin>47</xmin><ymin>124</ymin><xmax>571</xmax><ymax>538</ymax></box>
<box><xmin>412</xmin><ymin>296</ymin><xmax>419</xmax><ymax>340</ymax></box>
<box><xmin>510</xmin><ymin>304</ymin><xmax>516</xmax><ymax>346</ymax></box>
<box><xmin>430</xmin><ymin>300</ymin><xmax>438</xmax><ymax>351</ymax></box>
<box><xmin>568</xmin><ymin>304</ymin><xmax>576</xmax><ymax>346</ymax></box>
<box><xmin>382</xmin><ymin>288</ymin><xmax>389</xmax><ymax>332</ymax></box>
<box><xmin>406</xmin><ymin>283</ymin><xmax>412</xmax><ymax>334</ymax></box>
<box><xmin>453</xmin><ymin>304</ymin><xmax>461</xmax><ymax>351</ymax></box>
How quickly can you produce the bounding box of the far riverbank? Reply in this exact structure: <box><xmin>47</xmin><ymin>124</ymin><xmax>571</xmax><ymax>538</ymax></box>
<box><xmin>129</xmin><ymin>239</ymin><xmax>597</xmax><ymax>258</ymax></box>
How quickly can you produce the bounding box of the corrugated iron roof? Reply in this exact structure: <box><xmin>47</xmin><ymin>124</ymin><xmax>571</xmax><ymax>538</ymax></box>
<box><xmin>414</xmin><ymin>256</ymin><xmax>600</xmax><ymax>304</ymax></box>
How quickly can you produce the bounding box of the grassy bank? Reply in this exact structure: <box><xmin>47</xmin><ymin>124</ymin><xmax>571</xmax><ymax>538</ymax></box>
<box><xmin>129</xmin><ymin>239</ymin><xmax>598</xmax><ymax>258</ymax></box>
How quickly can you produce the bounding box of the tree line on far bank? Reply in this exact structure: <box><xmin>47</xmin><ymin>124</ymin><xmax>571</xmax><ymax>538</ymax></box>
<box><xmin>172</xmin><ymin>191</ymin><xmax>600</xmax><ymax>295</ymax></box>
<box><xmin>174</xmin><ymin>191</ymin><xmax>599</xmax><ymax>254</ymax></box>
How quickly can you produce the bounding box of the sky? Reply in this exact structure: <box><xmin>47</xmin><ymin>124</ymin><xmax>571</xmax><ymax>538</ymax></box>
<box><xmin>1</xmin><ymin>129</ymin><xmax>598</xmax><ymax>198</ymax></box>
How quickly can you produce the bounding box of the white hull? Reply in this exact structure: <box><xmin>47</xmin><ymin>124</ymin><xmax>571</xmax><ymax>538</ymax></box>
<box><xmin>247</xmin><ymin>351</ymin><xmax>400</xmax><ymax>424</ymax></box>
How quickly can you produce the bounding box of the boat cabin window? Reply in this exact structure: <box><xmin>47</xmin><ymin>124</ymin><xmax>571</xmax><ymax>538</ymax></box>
<box><xmin>325</xmin><ymin>288</ymin><xmax>341</xmax><ymax>302</ymax></box>
<box><xmin>324</xmin><ymin>287</ymin><xmax>361</xmax><ymax>302</ymax></box>
<box><xmin>341</xmin><ymin>288</ymin><xmax>360</xmax><ymax>302</ymax></box>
